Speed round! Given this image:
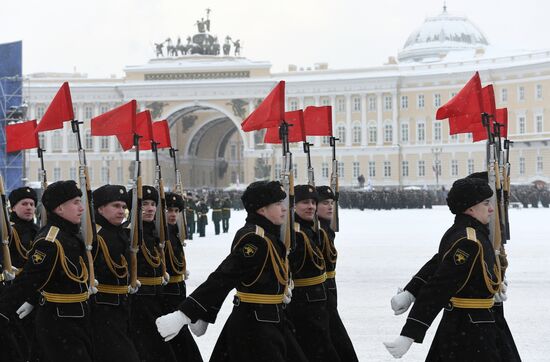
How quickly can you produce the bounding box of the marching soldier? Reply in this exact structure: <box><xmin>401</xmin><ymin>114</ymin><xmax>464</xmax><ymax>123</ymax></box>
<box><xmin>185</xmin><ymin>193</ymin><xmax>196</xmax><ymax>240</ymax></box>
<box><xmin>0</xmin><ymin>180</ymin><xmax>93</xmax><ymax>361</ymax></box>
<box><xmin>385</xmin><ymin>177</ymin><xmax>505</xmax><ymax>360</ymax></box>
<box><xmin>91</xmin><ymin>185</ymin><xmax>140</xmax><ymax>362</ymax></box>
<box><xmin>163</xmin><ymin>192</ymin><xmax>203</xmax><ymax>361</ymax></box>
<box><xmin>287</xmin><ymin>185</ymin><xmax>341</xmax><ymax>362</ymax></box>
<box><xmin>156</xmin><ymin>181</ymin><xmax>307</xmax><ymax>362</ymax></box>
<box><xmin>316</xmin><ymin>186</ymin><xmax>358</xmax><ymax>361</ymax></box>
<box><xmin>130</xmin><ymin>185</ymin><xmax>175</xmax><ymax>361</ymax></box>
<box><xmin>221</xmin><ymin>196</ymin><xmax>231</xmax><ymax>233</ymax></box>
<box><xmin>211</xmin><ymin>197</ymin><xmax>222</xmax><ymax>235</ymax></box>
<box><xmin>195</xmin><ymin>198</ymin><xmax>209</xmax><ymax>237</ymax></box>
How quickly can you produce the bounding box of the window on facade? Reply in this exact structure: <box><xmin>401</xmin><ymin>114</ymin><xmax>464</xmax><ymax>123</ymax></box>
<box><xmin>417</xmin><ymin>94</ymin><xmax>425</xmax><ymax>109</ymax></box>
<box><xmin>450</xmin><ymin>91</ymin><xmax>458</xmax><ymax>98</ymax></box>
<box><xmin>352</xmin><ymin>96</ymin><xmax>361</xmax><ymax>111</ymax></box>
<box><xmin>537</xmin><ymin>156</ymin><xmax>543</xmax><ymax>173</ymax></box>
<box><xmin>353</xmin><ymin>161</ymin><xmax>360</xmax><ymax>178</ymax></box>
<box><xmin>289</xmin><ymin>99</ymin><xmax>298</xmax><ymax>111</ymax></box>
<box><xmin>536</xmin><ymin>84</ymin><xmax>543</xmax><ymax>100</ymax></box>
<box><xmin>38</xmin><ymin>133</ymin><xmax>45</xmax><ymax>149</ymax></box>
<box><xmin>36</xmin><ymin>105</ymin><xmax>45</xmax><ymax>119</ymax></box>
<box><xmin>418</xmin><ymin>160</ymin><xmax>425</xmax><ymax>177</ymax></box>
<box><xmin>67</xmin><ymin>127</ymin><xmax>77</xmax><ymax>151</ymax></box>
<box><xmin>501</xmin><ymin>88</ymin><xmax>508</xmax><ymax>103</ymax></box>
<box><xmin>368</xmin><ymin>161</ymin><xmax>376</xmax><ymax>177</ymax></box>
<box><xmin>417</xmin><ymin>122</ymin><xmax>425</xmax><ymax>143</ymax></box>
<box><xmin>101</xmin><ymin>167</ymin><xmax>109</xmax><ymax>183</ymax></box>
<box><xmin>337</xmin><ymin>124</ymin><xmax>346</xmax><ymax>144</ymax></box>
<box><xmin>321</xmin><ymin>98</ymin><xmax>330</xmax><ymax>106</ymax></box>
<box><xmin>352</xmin><ymin>123</ymin><xmax>361</xmax><ymax>144</ymax></box>
<box><xmin>384</xmin><ymin>124</ymin><xmax>393</xmax><ymax>143</ymax></box>
<box><xmin>322</xmin><ymin>162</ymin><xmax>329</xmax><ymax>178</ymax></box>
<box><xmin>383</xmin><ymin>161</ymin><xmax>391</xmax><ymax>177</ymax></box>
<box><xmin>384</xmin><ymin>95</ymin><xmax>392</xmax><ymax>111</ymax></box>
<box><xmin>519</xmin><ymin>157</ymin><xmax>525</xmax><ymax>175</ymax></box>
<box><xmin>368</xmin><ymin>125</ymin><xmax>377</xmax><ymax>144</ymax></box>
<box><xmin>100</xmin><ymin>136</ymin><xmax>110</xmax><ymax>151</ymax></box>
<box><xmin>84</xmin><ymin>106</ymin><xmax>93</xmax><ymax>120</ymax></box>
<box><xmin>450</xmin><ymin>134</ymin><xmax>459</xmax><ymax>143</ymax></box>
<box><xmin>53</xmin><ymin>167</ymin><xmax>61</xmax><ymax>181</ymax></box>
<box><xmin>52</xmin><ymin>130</ymin><xmax>62</xmax><ymax>151</ymax></box>
<box><xmin>401</xmin><ymin>96</ymin><xmax>408</xmax><ymax>109</ymax></box>
<box><xmin>85</xmin><ymin>129</ymin><xmax>93</xmax><ymax>150</ymax></box>
<box><xmin>519</xmin><ymin>116</ymin><xmax>526</xmax><ymax>134</ymax></box>
<box><xmin>338</xmin><ymin>162</ymin><xmax>344</xmax><ymax>178</ymax></box>
<box><xmin>368</xmin><ymin>96</ymin><xmax>376</xmax><ymax>111</ymax></box>
<box><xmin>468</xmin><ymin>159</ymin><xmax>474</xmax><ymax>174</ymax></box>
<box><xmin>434</xmin><ymin>94</ymin><xmax>441</xmax><ymax>108</ymax></box>
<box><xmin>69</xmin><ymin>167</ymin><xmax>76</xmax><ymax>181</ymax></box>
<box><xmin>466</xmin><ymin>133</ymin><xmax>473</xmax><ymax>142</ymax></box>
<box><xmin>536</xmin><ymin>114</ymin><xmax>544</xmax><ymax>133</ymax></box>
<box><xmin>100</xmin><ymin>105</ymin><xmax>109</xmax><ymax>114</ymax></box>
<box><xmin>322</xmin><ymin>136</ymin><xmax>330</xmax><ymax>146</ymax></box>
<box><xmin>402</xmin><ymin>161</ymin><xmax>409</xmax><ymax>177</ymax></box>
<box><xmin>434</xmin><ymin>122</ymin><xmax>442</xmax><ymax>142</ymax></box>
<box><xmin>274</xmin><ymin>163</ymin><xmax>281</xmax><ymax>179</ymax></box>
<box><xmin>451</xmin><ymin>160</ymin><xmax>459</xmax><ymax>176</ymax></box>
<box><xmin>518</xmin><ymin>86</ymin><xmax>525</xmax><ymax>101</ymax></box>
<box><xmin>401</xmin><ymin>123</ymin><xmax>409</xmax><ymax>143</ymax></box>
<box><xmin>337</xmin><ymin>98</ymin><xmax>345</xmax><ymax>112</ymax></box>
<box><xmin>304</xmin><ymin>98</ymin><xmax>315</xmax><ymax>107</ymax></box>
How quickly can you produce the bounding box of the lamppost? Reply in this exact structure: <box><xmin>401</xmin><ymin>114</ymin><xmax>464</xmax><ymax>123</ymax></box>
<box><xmin>431</xmin><ymin>147</ymin><xmax>442</xmax><ymax>201</ymax></box>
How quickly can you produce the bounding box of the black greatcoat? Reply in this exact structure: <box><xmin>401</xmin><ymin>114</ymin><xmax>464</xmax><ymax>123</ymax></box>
<box><xmin>0</xmin><ymin>213</ymin><xmax>93</xmax><ymax>362</ymax></box>
<box><xmin>130</xmin><ymin>221</ymin><xmax>177</xmax><ymax>362</ymax></box>
<box><xmin>401</xmin><ymin>214</ymin><xmax>504</xmax><ymax>362</ymax></box>
<box><xmin>286</xmin><ymin>214</ymin><xmax>340</xmax><ymax>362</ymax></box>
<box><xmin>179</xmin><ymin>213</ymin><xmax>306</xmax><ymax>362</ymax></box>
<box><xmin>319</xmin><ymin>218</ymin><xmax>358</xmax><ymax>362</ymax></box>
<box><xmin>162</xmin><ymin>223</ymin><xmax>203</xmax><ymax>362</ymax></box>
<box><xmin>91</xmin><ymin>213</ymin><xmax>140</xmax><ymax>362</ymax></box>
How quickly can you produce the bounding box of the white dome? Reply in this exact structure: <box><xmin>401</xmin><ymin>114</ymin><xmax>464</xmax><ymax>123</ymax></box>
<box><xmin>398</xmin><ymin>7</ymin><xmax>489</xmax><ymax>63</ymax></box>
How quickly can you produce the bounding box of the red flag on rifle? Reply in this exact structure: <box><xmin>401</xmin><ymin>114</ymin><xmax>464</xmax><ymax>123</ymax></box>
<box><xmin>91</xmin><ymin>100</ymin><xmax>136</xmax><ymax>136</ymax></box>
<box><xmin>116</xmin><ymin>110</ymin><xmax>153</xmax><ymax>151</ymax></box>
<box><xmin>438</xmin><ymin>72</ymin><xmax>483</xmax><ymax>133</ymax></box>
<box><xmin>241</xmin><ymin>81</ymin><xmax>285</xmax><ymax>132</ymax></box>
<box><xmin>303</xmin><ymin>106</ymin><xmax>332</xmax><ymax>136</ymax></box>
<box><xmin>7</xmin><ymin>120</ymin><xmax>39</xmax><ymax>152</ymax></box>
<box><xmin>264</xmin><ymin>110</ymin><xmax>305</xmax><ymax>144</ymax></box>
<box><xmin>140</xmin><ymin>120</ymin><xmax>172</xmax><ymax>150</ymax></box>
<box><xmin>496</xmin><ymin>108</ymin><xmax>508</xmax><ymax>138</ymax></box>
<box><xmin>35</xmin><ymin>82</ymin><xmax>74</xmax><ymax>133</ymax></box>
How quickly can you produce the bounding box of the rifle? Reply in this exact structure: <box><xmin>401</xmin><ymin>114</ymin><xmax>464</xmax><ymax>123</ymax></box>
<box><xmin>503</xmin><ymin>139</ymin><xmax>513</xmax><ymax>241</ymax></box>
<box><xmin>279</xmin><ymin>122</ymin><xmax>295</xmax><ymax>252</ymax></box>
<box><xmin>482</xmin><ymin>113</ymin><xmax>501</xmax><ymax>250</ymax></box>
<box><xmin>129</xmin><ymin>134</ymin><xmax>142</xmax><ymax>288</ymax></box>
<box><xmin>169</xmin><ymin>147</ymin><xmax>187</xmax><ymax>244</ymax></box>
<box><xmin>0</xmin><ymin>175</ymin><xmax>13</xmax><ymax>280</ymax></box>
<box><xmin>329</xmin><ymin>136</ymin><xmax>340</xmax><ymax>232</ymax></box>
<box><xmin>303</xmin><ymin>141</ymin><xmax>320</xmax><ymax>234</ymax></box>
<box><xmin>70</xmin><ymin>119</ymin><xmax>96</xmax><ymax>291</ymax></box>
<box><xmin>152</xmin><ymin>142</ymin><xmax>168</xmax><ymax>279</ymax></box>
<box><xmin>37</xmin><ymin>147</ymin><xmax>48</xmax><ymax>228</ymax></box>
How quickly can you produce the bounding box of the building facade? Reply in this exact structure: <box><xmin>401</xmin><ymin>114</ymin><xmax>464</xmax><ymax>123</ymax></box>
<box><xmin>23</xmin><ymin>8</ymin><xmax>550</xmax><ymax>190</ymax></box>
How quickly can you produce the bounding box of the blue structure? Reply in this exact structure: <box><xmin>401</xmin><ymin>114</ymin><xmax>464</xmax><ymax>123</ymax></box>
<box><xmin>0</xmin><ymin>41</ymin><xmax>24</xmax><ymax>192</ymax></box>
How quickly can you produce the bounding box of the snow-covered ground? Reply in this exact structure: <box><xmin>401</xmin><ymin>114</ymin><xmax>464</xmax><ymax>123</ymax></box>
<box><xmin>183</xmin><ymin>206</ymin><xmax>550</xmax><ymax>361</ymax></box>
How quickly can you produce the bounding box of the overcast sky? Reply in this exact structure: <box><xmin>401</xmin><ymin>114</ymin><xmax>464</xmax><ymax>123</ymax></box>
<box><xmin>1</xmin><ymin>0</ymin><xmax>549</xmax><ymax>78</ymax></box>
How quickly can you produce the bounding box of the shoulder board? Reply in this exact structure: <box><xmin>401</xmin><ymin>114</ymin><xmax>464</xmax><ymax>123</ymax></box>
<box><xmin>465</xmin><ymin>227</ymin><xmax>477</xmax><ymax>242</ymax></box>
<box><xmin>96</xmin><ymin>224</ymin><xmax>102</xmax><ymax>233</ymax></box>
<box><xmin>45</xmin><ymin>226</ymin><xmax>60</xmax><ymax>243</ymax></box>
<box><xmin>294</xmin><ymin>222</ymin><xmax>301</xmax><ymax>232</ymax></box>
<box><xmin>255</xmin><ymin>225</ymin><xmax>265</xmax><ymax>238</ymax></box>
<box><xmin>10</xmin><ymin>221</ymin><xmax>15</xmax><ymax>226</ymax></box>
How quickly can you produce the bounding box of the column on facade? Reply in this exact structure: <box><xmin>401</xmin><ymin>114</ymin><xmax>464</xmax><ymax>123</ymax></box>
<box><xmin>345</xmin><ymin>94</ymin><xmax>352</xmax><ymax>147</ymax></box>
<box><xmin>361</xmin><ymin>93</ymin><xmax>368</xmax><ymax>147</ymax></box>
<box><xmin>247</xmin><ymin>99</ymin><xmax>255</xmax><ymax>150</ymax></box>
<box><xmin>392</xmin><ymin>91</ymin><xmax>398</xmax><ymax>146</ymax></box>
<box><xmin>376</xmin><ymin>93</ymin><xmax>383</xmax><ymax>146</ymax></box>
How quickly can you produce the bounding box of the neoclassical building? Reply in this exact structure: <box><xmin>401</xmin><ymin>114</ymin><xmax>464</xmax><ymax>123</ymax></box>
<box><xmin>23</xmin><ymin>7</ymin><xmax>550</xmax><ymax>190</ymax></box>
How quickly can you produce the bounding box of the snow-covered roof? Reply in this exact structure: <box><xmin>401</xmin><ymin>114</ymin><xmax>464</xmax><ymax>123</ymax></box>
<box><xmin>398</xmin><ymin>6</ymin><xmax>489</xmax><ymax>63</ymax></box>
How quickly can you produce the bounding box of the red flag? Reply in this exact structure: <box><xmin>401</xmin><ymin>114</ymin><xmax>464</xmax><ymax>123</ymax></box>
<box><xmin>140</xmin><ymin>120</ymin><xmax>172</xmax><ymax>150</ymax></box>
<box><xmin>241</xmin><ymin>81</ymin><xmax>285</xmax><ymax>132</ymax></box>
<box><xmin>448</xmin><ymin>83</ymin><xmax>496</xmax><ymax>136</ymax></box>
<box><xmin>91</xmin><ymin>100</ymin><xmax>136</xmax><ymax>136</ymax></box>
<box><xmin>303</xmin><ymin>106</ymin><xmax>333</xmax><ymax>136</ymax></box>
<box><xmin>7</xmin><ymin>120</ymin><xmax>39</xmax><ymax>152</ymax></box>
<box><xmin>437</xmin><ymin>73</ymin><xmax>482</xmax><ymax>135</ymax></box>
<box><xmin>496</xmin><ymin>108</ymin><xmax>508</xmax><ymax>138</ymax></box>
<box><xmin>264</xmin><ymin>110</ymin><xmax>305</xmax><ymax>144</ymax></box>
<box><xmin>116</xmin><ymin>110</ymin><xmax>153</xmax><ymax>151</ymax></box>
<box><xmin>35</xmin><ymin>82</ymin><xmax>74</xmax><ymax>133</ymax></box>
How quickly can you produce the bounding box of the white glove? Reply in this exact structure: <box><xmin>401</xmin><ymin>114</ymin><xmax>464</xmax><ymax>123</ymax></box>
<box><xmin>2</xmin><ymin>267</ymin><xmax>17</xmax><ymax>282</ymax></box>
<box><xmin>16</xmin><ymin>302</ymin><xmax>34</xmax><ymax>319</ymax></box>
<box><xmin>495</xmin><ymin>278</ymin><xmax>508</xmax><ymax>302</ymax></box>
<box><xmin>189</xmin><ymin>319</ymin><xmax>208</xmax><ymax>337</ymax></box>
<box><xmin>184</xmin><ymin>269</ymin><xmax>190</xmax><ymax>280</ymax></box>
<box><xmin>88</xmin><ymin>279</ymin><xmax>99</xmax><ymax>296</ymax></box>
<box><xmin>156</xmin><ymin>311</ymin><xmax>191</xmax><ymax>341</ymax></box>
<box><xmin>128</xmin><ymin>280</ymin><xmax>141</xmax><ymax>294</ymax></box>
<box><xmin>384</xmin><ymin>336</ymin><xmax>414</xmax><ymax>358</ymax></box>
<box><xmin>391</xmin><ymin>288</ymin><xmax>415</xmax><ymax>315</ymax></box>
<box><xmin>283</xmin><ymin>284</ymin><xmax>292</xmax><ymax>304</ymax></box>
<box><xmin>162</xmin><ymin>272</ymin><xmax>170</xmax><ymax>286</ymax></box>
<box><xmin>288</xmin><ymin>278</ymin><xmax>294</xmax><ymax>291</ymax></box>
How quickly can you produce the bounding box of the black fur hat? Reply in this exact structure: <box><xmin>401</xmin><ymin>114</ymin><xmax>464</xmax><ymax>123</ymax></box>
<box><xmin>142</xmin><ymin>185</ymin><xmax>159</xmax><ymax>204</ymax></box>
<box><xmin>316</xmin><ymin>186</ymin><xmax>337</xmax><ymax>202</ymax></box>
<box><xmin>42</xmin><ymin>180</ymin><xmax>82</xmax><ymax>212</ymax></box>
<box><xmin>92</xmin><ymin>185</ymin><xmax>129</xmax><ymax>209</ymax></box>
<box><xmin>9</xmin><ymin>187</ymin><xmax>38</xmax><ymax>207</ymax></box>
<box><xmin>294</xmin><ymin>184</ymin><xmax>319</xmax><ymax>203</ymax></box>
<box><xmin>447</xmin><ymin>177</ymin><xmax>493</xmax><ymax>214</ymax></box>
<box><xmin>241</xmin><ymin>181</ymin><xmax>286</xmax><ymax>213</ymax></box>
<box><xmin>467</xmin><ymin>171</ymin><xmax>488</xmax><ymax>182</ymax></box>
<box><xmin>165</xmin><ymin>192</ymin><xmax>184</xmax><ymax>211</ymax></box>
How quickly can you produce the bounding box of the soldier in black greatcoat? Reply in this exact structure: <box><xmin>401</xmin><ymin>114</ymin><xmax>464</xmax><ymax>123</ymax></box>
<box><xmin>385</xmin><ymin>177</ymin><xmax>506</xmax><ymax>361</ymax></box>
<box><xmin>0</xmin><ymin>180</ymin><xmax>93</xmax><ymax>362</ymax></box>
<box><xmin>221</xmin><ymin>197</ymin><xmax>231</xmax><ymax>233</ymax></box>
<box><xmin>130</xmin><ymin>185</ymin><xmax>176</xmax><ymax>362</ymax></box>
<box><xmin>156</xmin><ymin>181</ymin><xmax>307</xmax><ymax>362</ymax></box>
<box><xmin>185</xmin><ymin>193</ymin><xmax>196</xmax><ymax>240</ymax></box>
<box><xmin>163</xmin><ymin>192</ymin><xmax>203</xmax><ymax>361</ymax></box>
<box><xmin>211</xmin><ymin>197</ymin><xmax>222</xmax><ymax>235</ymax></box>
<box><xmin>287</xmin><ymin>185</ymin><xmax>341</xmax><ymax>362</ymax></box>
<box><xmin>91</xmin><ymin>185</ymin><xmax>140</xmax><ymax>362</ymax></box>
<box><xmin>196</xmin><ymin>199</ymin><xmax>209</xmax><ymax>237</ymax></box>
<box><xmin>316</xmin><ymin>186</ymin><xmax>358</xmax><ymax>362</ymax></box>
